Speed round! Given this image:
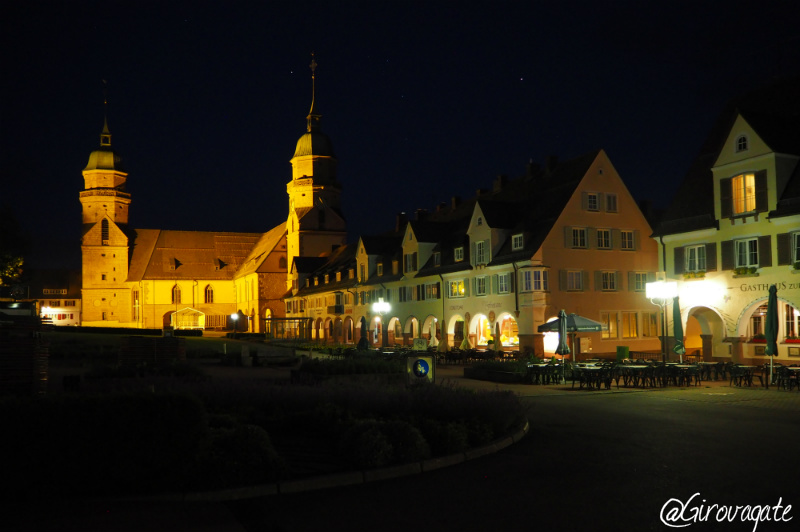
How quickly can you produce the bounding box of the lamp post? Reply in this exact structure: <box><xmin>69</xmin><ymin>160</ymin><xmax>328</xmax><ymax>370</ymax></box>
<box><xmin>646</xmin><ymin>280</ymin><xmax>678</xmax><ymax>364</ymax></box>
<box><xmin>371</xmin><ymin>297</ymin><xmax>391</xmax><ymax>347</ymax></box>
<box><xmin>231</xmin><ymin>313</ymin><xmax>239</xmax><ymax>333</ymax></box>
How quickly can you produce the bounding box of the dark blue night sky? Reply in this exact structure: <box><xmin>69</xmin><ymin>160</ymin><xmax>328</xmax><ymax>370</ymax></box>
<box><xmin>3</xmin><ymin>1</ymin><xmax>799</xmax><ymax>268</ymax></box>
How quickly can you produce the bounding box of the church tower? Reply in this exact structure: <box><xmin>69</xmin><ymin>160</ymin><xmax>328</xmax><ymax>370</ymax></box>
<box><xmin>79</xmin><ymin>106</ymin><xmax>132</xmax><ymax>325</ymax></box>
<box><xmin>286</xmin><ymin>55</ymin><xmax>347</xmax><ymax>288</ymax></box>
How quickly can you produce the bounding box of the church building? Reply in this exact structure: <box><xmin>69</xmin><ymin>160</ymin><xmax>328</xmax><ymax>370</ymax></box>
<box><xmin>79</xmin><ymin>60</ymin><xmax>346</xmax><ymax>332</ymax></box>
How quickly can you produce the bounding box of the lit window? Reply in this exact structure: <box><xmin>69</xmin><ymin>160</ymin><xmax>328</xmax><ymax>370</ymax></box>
<box><xmin>606</xmin><ymin>194</ymin><xmax>618</xmax><ymax>213</ymax></box>
<box><xmin>642</xmin><ymin>312</ymin><xmax>659</xmax><ymax>337</ymax></box>
<box><xmin>732</xmin><ymin>173</ymin><xmax>756</xmax><ymax>214</ymax></box>
<box><xmin>571</xmin><ymin>228</ymin><xmax>587</xmax><ymax>248</ymax></box>
<box><xmin>324</xmin><ymin>274</ymin><xmax>329</xmax><ymax>284</ymax></box>
<box><xmin>736</xmin><ymin>135</ymin><xmax>748</xmax><ymax>153</ymax></box>
<box><xmin>587</xmin><ymin>193</ymin><xmax>599</xmax><ymax>211</ymax></box>
<box><xmin>448</xmin><ymin>280</ymin><xmax>466</xmax><ymax>298</ymax></box>
<box><xmin>685</xmin><ymin>245</ymin><xmax>706</xmax><ymax>272</ymax></box>
<box><xmin>377</xmin><ymin>264</ymin><xmax>383</xmax><ymax>276</ymax></box>
<box><xmin>621</xmin><ymin>230</ymin><xmax>635</xmax><ymax>250</ymax></box>
<box><xmin>735</xmin><ymin>238</ymin><xmax>759</xmax><ymax>268</ymax></box>
<box><xmin>597</xmin><ymin>229</ymin><xmax>611</xmax><ymax>249</ymax></box>
<box><xmin>171</xmin><ymin>285</ymin><xmax>181</xmax><ymax>305</ymax></box>
<box><xmin>512</xmin><ymin>234</ymin><xmax>524</xmax><ymax>251</ymax></box>
<box><xmin>567</xmin><ymin>271</ymin><xmax>583</xmax><ymax>291</ymax></box>
<box><xmin>601</xmin><ymin>312</ymin><xmax>617</xmax><ymax>339</ymax></box>
<box><xmin>622</xmin><ymin>312</ymin><xmax>638</xmax><ymax>338</ymax></box>
<box><xmin>336</xmin><ymin>272</ymin><xmax>341</xmax><ymax>282</ymax></box>
<box><xmin>454</xmin><ymin>247</ymin><xmax>464</xmax><ymax>262</ymax></box>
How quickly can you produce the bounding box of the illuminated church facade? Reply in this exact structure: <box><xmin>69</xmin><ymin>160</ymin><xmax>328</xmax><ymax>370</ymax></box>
<box><xmin>79</xmin><ymin>63</ymin><xmax>346</xmax><ymax>332</ymax></box>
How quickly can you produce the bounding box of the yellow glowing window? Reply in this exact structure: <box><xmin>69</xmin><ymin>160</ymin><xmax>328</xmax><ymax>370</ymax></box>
<box><xmin>732</xmin><ymin>173</ymin><xmax>756</xmax><ymax>214</ymax></box>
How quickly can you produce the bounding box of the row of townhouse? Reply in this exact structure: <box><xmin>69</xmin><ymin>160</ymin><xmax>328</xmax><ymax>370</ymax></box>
<box><xmin>652</xmin><ymin>78</ymin><xmax>800</xmax><ymax>364</ymax></box>
<box><xmin>285</xmin><ymin>149</ymin><xmax>662</xmax><ymax>358</ymax></box>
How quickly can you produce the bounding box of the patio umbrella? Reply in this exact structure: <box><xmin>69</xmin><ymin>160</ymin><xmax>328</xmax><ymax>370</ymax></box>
<box><xmin>538</xmin><ymin>313</ymin><xmax>604</xmax><ymax>334</ymax></box>
<box><xmin>437</xmin><ymin>336</ymin><xmax>449</xmax><ymax>353</ymax></box>
<box><xmin>764</xmin><ymin>284</ymin><xmax>779</xmax><ymax>387</ymax></box>
<box><xmin>672</xmin><ymin>296</ymin><xmax>686</xmax><ymax>363</ymax></box>
<box><xmin>495</xmin><ymin>322</ymin><xmax>503</xmax><ymax>352</ymax></box>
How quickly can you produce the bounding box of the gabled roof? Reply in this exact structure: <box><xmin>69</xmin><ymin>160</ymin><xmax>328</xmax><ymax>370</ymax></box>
<box><xmin>127</xmin><ymin>229</ymin><xmax>262</xmax><ymax>282</ymax></box>
<box><xmin>293</xmin><ymin>243</ymin><xmax>358</xmax><ymax>296</ymax></box>
<box><xmin>654</xmin><ymin>76</ymin><xmax>800</xmax><ymax>237</ymax></box>
<box><xmin>236</xmin><ymin>222</ymin><xmax>286</xmax><ymax>276</ymax></box>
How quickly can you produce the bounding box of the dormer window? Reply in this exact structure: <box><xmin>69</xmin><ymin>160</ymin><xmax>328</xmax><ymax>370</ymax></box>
<box><xmin>314</xmin><ymin>277</ymin><xmax>319</xmax><ymax>286</ymax></box>
<box><xmin>377</xmin><ymin>263</ymin><xmax>384</xmax><ymax>276</ymax></box>
<box><xmin>454</xmin><ymin>246</ymin><xmax>464</xmax><ymax>262</ymax></box>
<box><xmin>512</xmin><ymin>234</ymin><xmax>524</xmax><ymax>251</ymax></box>
<box><xmin>324</xmin><ymin>274</ymin><xmax>329</xmax><ymax>284</ymax></box>
<box><xmin>736</xmin><ymin>135</ymin><xmax>748</xmax><ymax>153</ymax></box>
<box><xmin>336</xmin><ymin>272</ymin><xmax>341</xmax><ymax>282</ymax></box>
<box><xmin>433</xmin><ymin>252</ymin><xmax>441</xmax><ymax>267</ymax></box>
<box><xmin>348</xmin><ymin>268</ymin><xmax>354</xmax><ymax>279</ymax></box>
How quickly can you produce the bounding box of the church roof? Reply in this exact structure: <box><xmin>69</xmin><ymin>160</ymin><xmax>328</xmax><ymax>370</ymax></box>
<box><xmin>293</xmin><ymin>131</ymin><xmax>336</xmax><ymax>158</ymax></box>
<box><xmin>127</xmin><ymin>229</ymin><xmax>263</xmax><ymax>282</ymax></box>
<box><xmin>236</xmin><ymin>222</ymin><xmax>287</xmax><ymax>276</ymax></box>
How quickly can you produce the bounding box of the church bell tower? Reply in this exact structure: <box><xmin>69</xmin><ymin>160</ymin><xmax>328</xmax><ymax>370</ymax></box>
<box><xmin>286</xmin><ymin>55</ymin><xmax>347</xmax><ymax>288</ymax></box>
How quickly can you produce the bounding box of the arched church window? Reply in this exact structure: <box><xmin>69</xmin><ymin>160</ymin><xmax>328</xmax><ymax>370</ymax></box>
<box><xmin>204</xmin><ymin>285</ymin><xmax>214</xmax><ymax>304</ymax></box>
<box><xmin>172</xmin><ymin>285</ymin><xmax>181</xmax><ymax>305</ymax></box>
<box><xmin>279</xmin><ymin>257</ymin><xmax>287</xmax><ymax>269</ymax></box>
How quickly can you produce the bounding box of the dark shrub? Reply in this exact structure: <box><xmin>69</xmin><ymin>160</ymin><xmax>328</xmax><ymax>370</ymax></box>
<box><xmin>418</xmin><ymin>418</ymin><xmax>469</xmax><ymax>455</ymax></box>
<box><xmin>197</xmin><ymin>424</ymin><xmax>286</xmax><ymax>489</ymax></box>
<box><xmin>339</xmin><ymin>420</ymin><xmax>394</xmax><ymax>469</ymax></box>
<box><xmin>379</xmin><ymin>419</ymin><xmax>430</xmax><ymax>463</ymax></box>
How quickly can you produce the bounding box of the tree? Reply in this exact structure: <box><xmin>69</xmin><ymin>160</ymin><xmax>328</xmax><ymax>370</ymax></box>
<box><xmin>0</xmin><ymin>205</ymin><xmax>27</xmax><ymax>289</ymax></box>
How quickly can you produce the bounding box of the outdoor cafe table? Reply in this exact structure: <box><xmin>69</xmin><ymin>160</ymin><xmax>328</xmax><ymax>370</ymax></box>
<box><xmin>697</xmin><ymin>361</ymin><xmax>717</xmax><ymax>381</ymax></box>
<box><xmin>732</xmin><ymin>365</ymin><xmax>763</xmax><ymax>387</ymax></box>
<box><xmin>616</xmin><ymin>365</ymin><xmax>649</xmax><ymax>388</ymax></box>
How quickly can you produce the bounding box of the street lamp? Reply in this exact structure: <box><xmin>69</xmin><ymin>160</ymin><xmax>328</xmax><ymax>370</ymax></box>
<box><xmin>231</xmin><ymin>313</ymin><xmax>239</xmax><ymax>333</ymax></box>
<box><xmin>646</xmin><ymin>280</ymin><xmax>678</xmax><ymax>364</ymax></box>
<box><xmin>371</xmin><ymin>297</ymin><xmax>391</xmax><ymax>347</ymax></box>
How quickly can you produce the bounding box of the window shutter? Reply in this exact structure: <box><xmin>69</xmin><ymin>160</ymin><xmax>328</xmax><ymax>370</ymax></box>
<box><xmin>588</xmin><ymin>227</ymin><xmax>597</xmax><ymax>249</ymax></box>
<box><xmin>633</xmin><ymin>230</ymin><xmax>640</xmax><ymax>250</ymax></box>
<box><xmin>755</xmin><ymin>170</ymin><xmax>768</xmax><ymax>213</ymax></box>
<box><xmin>581</xmin><ymin>192</ymin><xmax>589</xmax><ymax>210</ymax></box>
<box><xmin>721</xmin><ymin>240</ymin><xmax>734</xmax><ymax>270</ymax></box>
<box><xmin>463</xmin><ymin>279</ymin><xmax>470</xmax><ymax>297</ymax></box>
<box><xmin>628</xmin><ymin>271</ymin><xmax>635</xmax><ymax>291</ymax></box>
<box><xmin>492</xmin><ymin>274</ymin><xmax>498</xmax><ymax>293</ymax></box>
<box><xmin>598</xmin><ymin>193</ymin><xmax>605</xmax><ymax>211</ymax></box>
<box><xmin>720</xmin><ymin>178</ymin><xmax>733</xmax><ymax>218</ymax></box>
<box><xmin>776</xmin><ymin>233</ymin><xmax>791</xmax><ymax>265</ymax></box>
<box><xmin>647</xmin><ymin>271</ymin><xmax>656</xmax><ymax>283</ymax></box>
<box><xmin>594</xmin><ymin>271</ymin><xmax>602</xmax><ymax>291</ymax></box>
<box><xmin>471</xmin><ymin>243</ymin><xmax>476</xmax><ymax>265</ymax></box>
<box><xmin>673</xmin><ymin>246</ymin><xmax>685</xmax><ymax>275</ymax></box>
<box><xmin>413</xmin><ymin>252</ymin><xmax>418</xmax><ymax>271</ymax></box>
<box><xmin>564</xmin><ymin>226</ymin><xmax>572</xmax><ymax>247</ymax></box>
<box><xmin>612</xmin><ymin>229</ymin><xmax>621</xmax><ymax>249</ymax></box>
<box><xmin>509</xmin><ymin>273</ymin><xmax>515</xmax><ymax>292</ymax></box>
<box><xmin>758</xmin><ymin>235</ymin><xmax>772</xmax><ymax>267</ymax></box>
<box><xmin>582</xmin><ymin>271</ymin><xmax>590</xmax><ymax>292</ymax></box>
<box><xmin>559</xmin><ymin>269</ymin><xmax>567</xmax><ymax>290</ymax></box>
<box><xmin>705</xmin><ymin>243</ymin><xmax>717</xmax><ymax>271</ymax></box>
<box><xmin>615</xmin><ymin>271</ymin><xmax>621</xmax><ymax>291</ymax></box>
<box><xmin>435</xmin><ymin>282</ymin><xmax>441</xmax><ymax>299</ymax></box>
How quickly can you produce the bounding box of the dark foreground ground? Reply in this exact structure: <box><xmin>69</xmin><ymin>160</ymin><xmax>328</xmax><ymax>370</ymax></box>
<box><xmin>7</xmin><ymin>363</ymin><xmax>800</xmax><ymax>532</ymax></box>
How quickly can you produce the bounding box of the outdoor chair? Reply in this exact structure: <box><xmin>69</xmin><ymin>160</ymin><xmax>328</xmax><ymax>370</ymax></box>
<box><xmin>684</xmin><ymin>365</ymin><xmax>701</xmax><ymax>386</ymax></box>
<box><xmin>713</xmin><ymin>362</ymin><xmax>726</xmax><ymax>381</ymax></box>
<box><xmin>729</xmin><ymin>365</ymin><xmax>745</xmax><ymax>387</ymax></box>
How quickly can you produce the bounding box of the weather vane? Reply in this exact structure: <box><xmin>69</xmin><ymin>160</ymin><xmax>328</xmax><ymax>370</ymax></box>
<box><xmin>310</xmin><ymin>52</ymin><xmax>317</xmax><ymax>79</ymax></box>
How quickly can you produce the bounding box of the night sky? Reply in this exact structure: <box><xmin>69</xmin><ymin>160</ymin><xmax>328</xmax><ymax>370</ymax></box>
<box><xmin>3</xmin><ymin>1</ymin><xmax>799</xmax><ymax>269</ymax></box>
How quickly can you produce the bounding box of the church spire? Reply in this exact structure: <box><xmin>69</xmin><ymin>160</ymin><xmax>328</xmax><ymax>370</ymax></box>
<box><xmin>100</xmin><ymin>80</ymin><xmax>111</xmax><ymax>147</ymax></box>
<box><xmin>306</xmin><ymin>53</ymin><xmax>322</xmax><ymax>132</ymax></box>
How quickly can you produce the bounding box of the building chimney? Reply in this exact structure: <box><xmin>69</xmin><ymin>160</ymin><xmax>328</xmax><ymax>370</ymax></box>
<box><xmin>451</xmin><ymin>196</ymin><xmax>461</xmax><ymax>209</ymax></box>
<box><xmin>436</xmin><ymin>201</ymin><xmax>448</xmax><ymax>213</ymax></box>
<box><xmin>395</xmin><ymin>212</ymin><xmax>408</xmax><ymax>232</ymax></box>
<box><xmin>545</xmin><ymin>155</ymin><xmax>559</xmax><ymax>173</ymax></box>
<box><xmin>415</xmin><ymin>208</ymin><xmax>429</xmax><ymax>221</ymax></box>
<box><xmin>493</xmin><ymin>174</ymin><xmax>508</xmax><ymax>192</ymax></box>
<box><xmin>476</xmin><ymin>188</ymin><xmax>489</xmax><ymax>197</ymax></box>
